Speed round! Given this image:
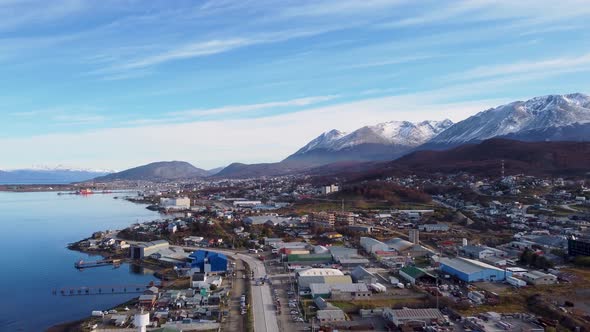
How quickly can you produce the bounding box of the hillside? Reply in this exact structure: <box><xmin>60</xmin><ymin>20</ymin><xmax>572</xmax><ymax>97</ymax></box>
<box><xmin>383</xmin><ymin>139</ymin><xmax>590</xmax><ymax>177</ymax></box>
<box><xmin>93</xmin><ymin>161</ymin><xmax>209</xmax><ymax>182</ymax></box>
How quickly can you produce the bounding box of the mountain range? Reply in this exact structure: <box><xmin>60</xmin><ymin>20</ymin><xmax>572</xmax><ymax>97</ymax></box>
<box><xmin>422</xmin><ymin>93</ymin><xmax>590</xmax><ymax>150</ymax></box>
<box><xmin>0</xmin><ymin>167</ymin><xmax>111</xmax><ymax>185</ymax></box>
<box><xmin>284</xmin><ymin>119</ymin><xmax>453</xmax><ymax>165</ymax></box>
<box><xmin>7</xmin><ymin>92</ymin><xmax>590</xmax><ymax>184</ymax></box>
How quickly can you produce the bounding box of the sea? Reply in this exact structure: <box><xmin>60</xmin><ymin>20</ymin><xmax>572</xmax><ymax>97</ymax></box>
<box><xmin>0</xmin><ymin>191</ymin><xmax>160</xmax><ymax>331</ymax></box>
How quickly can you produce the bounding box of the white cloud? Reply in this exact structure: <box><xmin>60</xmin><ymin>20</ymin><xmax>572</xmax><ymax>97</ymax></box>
<box><xmin>0</xmin><ymin>92</ymin><xmax>504</xmax><ymax>170</ymax></box>
<box><xmin>447</xmin><ymin>52</ymin><xmax>590</xmax><ymax>82</ymax></box>
<box><xmin>169</xmin><ymin>95</ymin><xmax>339</xmax><ymax>117</ymax></box>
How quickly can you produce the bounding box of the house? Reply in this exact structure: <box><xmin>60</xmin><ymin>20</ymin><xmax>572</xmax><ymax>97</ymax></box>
<box><xmin>191</xmin><ymin>272</ymin><xmax>207</xmax><ymax>289</ymax></box>
<box><xmin>138</xmin><ymin>294</ymin><xmax>157</xmax><ymax>307</ymax></box>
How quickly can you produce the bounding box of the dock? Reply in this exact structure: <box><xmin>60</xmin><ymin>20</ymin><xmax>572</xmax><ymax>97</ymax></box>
<box><xmin>74</xmin><ymin>258</ymin><xmax>121</xmax><ymax>269</ymax></box>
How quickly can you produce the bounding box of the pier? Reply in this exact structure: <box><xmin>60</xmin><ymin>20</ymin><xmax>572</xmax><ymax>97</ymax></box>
<box><xmin>74</xmin><ymin>258</ymin><xmax>121</xmax><ymax>269</ymax></box>
<box><xmin>52</xmin><ymin>283</ymin><xmax>151</xmax><ymax>296</ymax></box>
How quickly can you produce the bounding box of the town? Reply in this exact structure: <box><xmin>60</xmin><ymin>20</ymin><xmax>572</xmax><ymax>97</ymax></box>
<box><xmin>68</xmin><ymin>170</ymin><xmax>590</xmax><ymax>332</ymax></box>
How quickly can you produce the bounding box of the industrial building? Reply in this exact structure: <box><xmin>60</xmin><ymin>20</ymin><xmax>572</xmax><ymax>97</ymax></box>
<box><xmin>296</xmin><ymin>268</ymin><xmax>352</xmax><ymax>290</ymax></box>
<box><xmin>309</xmin><ymin>283</ymin><xmax>372</xmax><ymax>300</ymax></box>
<box><xmin>160</xmin><ymin>197</ymin><xmax>191</xmax><ymax>209</ymax></box>
<box><xmin>439</xmin><ymin>257</ymin><xmax>511</xmax><ymax>282</ymax></box>
<box><xmin>130</xmin><ymin>240</ymin><xmax>170</xmax><ymax>259</ymax></box>
<box><xmin>522</xmin><ymin>270</ymin><xmax>557</xmax><ymax>285</ymax></box>
<box><xmin>383</xmin><ymin>308</ymin><xmax>445</xmax><ymax>327</ymax></box>
<box><xmin>399</xmin><ymin>266</ymin><xmax>436</xmax><ymax>285</ymax></box>
<box><xmin>189</xmin><ymin>250</ymin><xmax>228</xmax><ymax>274</ymax></box>
<box><xmin>360</xmin><ymin>237</ymin><xmax>389</xmax><ymax>254</ymax></box>
<box><xmin>243</xmin><ymin>215</ymin><xmax>291</xmax><ymax>226</ymax></box>
<box><xmin>316</xmin><ymin>309</ymin><xmax>346</xmax><ymax>323</ymax></box>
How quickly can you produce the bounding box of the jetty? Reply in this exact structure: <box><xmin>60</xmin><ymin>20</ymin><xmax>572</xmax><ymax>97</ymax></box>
<box><xmin>74</xmin><ymin>258</ymin><xmax>121</xmax><ymax>269</ymax></box>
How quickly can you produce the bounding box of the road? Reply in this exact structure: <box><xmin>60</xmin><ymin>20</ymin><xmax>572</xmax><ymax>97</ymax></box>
<box><xmin>179</xmin><ymin>246</ymin><xmax>279</xmax><ymax>332</ymax></box>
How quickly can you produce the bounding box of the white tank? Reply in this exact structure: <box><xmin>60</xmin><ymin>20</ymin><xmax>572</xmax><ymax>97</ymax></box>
<box><xmin>134</xmin><ymin>312</ymin><xmax>150</xmax><ymax>332</ymax></box>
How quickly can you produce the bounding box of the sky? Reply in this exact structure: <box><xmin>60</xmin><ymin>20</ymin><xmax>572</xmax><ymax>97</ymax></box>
<box><xmin>1</xmin><ymin>0</ymin><xmax>590</xmax><ymax>170</ymax></box>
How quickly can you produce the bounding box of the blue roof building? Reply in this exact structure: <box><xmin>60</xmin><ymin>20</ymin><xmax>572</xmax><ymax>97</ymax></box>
<box><xmin>189</xmin><ymin>250</ymin><xmax>228</xmax><ymax>273</ymax></box>
<box><xmin>439</xmin><ymin>257</ymin><xmax>511</xmax><ymax>283</ymax></box>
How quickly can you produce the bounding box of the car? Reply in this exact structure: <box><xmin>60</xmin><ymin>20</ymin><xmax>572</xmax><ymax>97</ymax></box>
<box><xmin>290</xmin><ymin>310</ymin><xmax>299</xmax><ymax>314</ymax></box>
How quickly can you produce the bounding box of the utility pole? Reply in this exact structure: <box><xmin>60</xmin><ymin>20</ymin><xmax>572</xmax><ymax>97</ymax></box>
<box><xmin>341</xmin><ymin>199</ymin><xmax>344</xmax><ymax>212</ymax></box>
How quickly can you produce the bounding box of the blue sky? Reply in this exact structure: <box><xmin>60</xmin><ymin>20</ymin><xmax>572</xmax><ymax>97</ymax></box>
<box><xmin>1</xmin><ymin>0</ymin><xmax>590</xmax><ymax>170</ymax></box>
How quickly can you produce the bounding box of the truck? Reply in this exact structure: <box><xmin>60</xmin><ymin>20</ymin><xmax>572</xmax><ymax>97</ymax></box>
<box><xmin>369</xmin><ymin>283</ymin><xmax>386</xmax><ymax>293</ymax></box>
<box><xmin>506</xmin><ymin>276</ymin><xmax>526</xmax><ymax>288</ymax></box>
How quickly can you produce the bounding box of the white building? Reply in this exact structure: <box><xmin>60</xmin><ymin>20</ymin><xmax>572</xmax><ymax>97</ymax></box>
<box><xmin>160</xmin><ymin>197</ymin><xmax>191</xmax><ymax>209</ymax></box>
<box><xmin>321</xmin><ymin>184</ymin><xmax>339</xmax><ymax>195</ymax></box>
<box><xmin>360</xmin><ymin>237</ymin><xmax>389</xmax><ymax>254</ymax></box>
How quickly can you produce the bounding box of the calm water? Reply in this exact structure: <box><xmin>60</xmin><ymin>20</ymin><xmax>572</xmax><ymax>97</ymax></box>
<box><xmin>0</xmin><ymin>191</ymin><xmax>160</xmax><ymax>331</ymax></box>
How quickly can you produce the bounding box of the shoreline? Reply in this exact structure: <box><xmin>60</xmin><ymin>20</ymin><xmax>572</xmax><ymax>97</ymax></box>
<box><xmin>51</xmin><ymin>236</ymin><xmax>175</xmax><ymax>331</ymax></box>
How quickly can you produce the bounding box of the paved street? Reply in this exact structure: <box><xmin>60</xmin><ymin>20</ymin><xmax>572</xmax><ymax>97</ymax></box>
<box><xmin>180</xmin><ymin>246</ymin><xmax>279</xmax><ymax>332</ymax></box>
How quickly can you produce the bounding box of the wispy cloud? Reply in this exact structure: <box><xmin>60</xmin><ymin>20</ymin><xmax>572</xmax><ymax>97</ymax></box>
<box><xmin>169</xmin><ymin>95</ymin><xmax>339</xmax><ymax>118</ymax></box>
<box><xmin>446</xmin><ymin>52</ymin><xmax>590</xmax><ymax>82</ymax></box>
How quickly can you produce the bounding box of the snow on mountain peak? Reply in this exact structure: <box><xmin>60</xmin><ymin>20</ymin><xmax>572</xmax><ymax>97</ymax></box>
<box><xmin>295</xmin><ymin>119</ymin><xmax>453</xmax><ymax>154</ymax></box>
<box><xmin>429</xmin><ymin>93</ymin><xmax>590</xmax><ymax>144</ymax></box>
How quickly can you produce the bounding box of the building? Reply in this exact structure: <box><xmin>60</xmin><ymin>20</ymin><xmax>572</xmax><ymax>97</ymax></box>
<box><xmin>130</xmin><ymin>240</ymin><xmax>170</xmax><ymax>259</ymax></box>
<box><xmin>189</xmin><ymin>250</ymin><xmax>228</xmax><ymax>273</ymax></box>
<box><xmin>310</xmin><ymin>283</ymin><xmax>372</xmax><ymax>300</ymax></box>
<box><xmin>383</xmin><ymin>308</ymin><xmax>445</xmax><ymax>327</ymax></box>
<box><xmin>316</xmin><ymin>309</ymin><xmax>346</xmax><ymax>323</ymax></box>
<box><xmin>386</xmin><ymin>238</ymin><xmax>429</xmax><ymax>257</ymax></box>
<box><xmin>399</xmin><ymin>266</ymin><xmax>436</xmax><ymax>285</ymax></box>
<box><xmin>409</xmin><ymin>229</ymin><xmax>419</xmax><ymax>244</ymax></box>
<box><xmin>439</xmin><ymin>257</ymin><xmax>511</xmax><ymax>282</ymax></box>
<box><xmin>160</xmin><ymin>197</ymin><xmax>191</xmax><ymax>209</ymax></box>
<box><xmin>233</xmin><ymin>200</ymin><xmax>262</xmax><ymax>208</ymax></box>
<box><xmin>350</xmin><ymin>266</ymin><xmax>378</xmax><ymax>284</ymax></box>
<box><xmin>296</xmin><ymin>268</ymin><xmax>352</xmax><ymax>290</ymax></box>
<box><xmin>335</xmin><ymin>212</ymin><xmax>354</xmax><ymax>225</ymax></box>
<box><xmin>347</xmin><ymin>225</ymin><xmax>373</xmax><ymax>234</ymax></box>
<box><xmin>460</xmin><ymin>245</ymin><xmax>507</xmax><ymax>260</ymax></box>
<box><xmin>419</xmin><ymin>224</ymin><xmax>449</xmax><ymax>232</ymax></box>
<box><xmin>568</xmin><ymin>238</ymin><xmax>590</xmax><ymax>257</ymax></box>
<box><xmin>310</xmin><ymin>212</ymin><xmax>335</xmax><ymax>227</ymax></box>
<box><xmin>360</xmin><ymin>237</ymin><xmax>389</xmax><ymax>254</ymax></box>
<box><xmin>242</xmin><ymin>215</ymin><xmax>291</xmax><ymax>226</ymax></box>
<box><xmin>321</xmin><ymin>184</ymin><xmax>339</xmax><ymax>195</ymax></box>
<box><xmin>522</xmin><ymin>271</ymin><xmax>557</xmax><ymax>285</ymax></box>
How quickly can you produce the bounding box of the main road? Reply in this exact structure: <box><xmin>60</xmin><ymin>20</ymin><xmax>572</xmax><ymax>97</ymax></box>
<box><xmin>178</xmin><ymin>246</ymin><xmax>279</xmax><ymax>332</ymax></box>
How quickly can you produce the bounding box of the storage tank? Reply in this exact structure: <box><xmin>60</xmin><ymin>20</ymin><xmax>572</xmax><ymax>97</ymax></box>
<box><xmin>134</xmin><ymin>311</ymin><xmax>150</xmax><ymax>332</ymax></box>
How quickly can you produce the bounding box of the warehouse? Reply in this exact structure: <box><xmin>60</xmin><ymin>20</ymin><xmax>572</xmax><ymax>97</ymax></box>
<box><xmin>130</xmin><ymin>240</ymin><xmax>170</xmax><ymax>259</ymax></box>
<box><xmin>439</xmin><ymin>257</ymin><xmax>511</xmax><ymax>282</ymax></box>
<box><xmin>309</xmin><ymin>283</ymin><xmax>372</xmax><ymax>300</ymax></box>
<box><xmin>383</xmin><ymin>308</ymin><xmax>445</xmax><ymax>327</ymax></box>
<box><xmin>296</xmin><ymin>268</ymin><xmax>352</xmax><ymax>290</ymax></box>
<box><xmin>189</xmin><ymin>250</ymin><xmax>228</xmax><ymax>274</ymax></box>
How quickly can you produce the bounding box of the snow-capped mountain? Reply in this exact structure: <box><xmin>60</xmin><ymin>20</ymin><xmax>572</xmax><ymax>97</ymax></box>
<box><xmin>426</xmin><ymin>93</ymin><xmax>590</xmax><ymax>148</ymax></box>
<box><xmin>284</xmin><ymin>119</ymin><xmax>453</xmax><ymax>165</ymax></box>
<box><xmin>0</xmin><ymin>166</ymin><xmax>113</xmax><ymax>185</ymax></box>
